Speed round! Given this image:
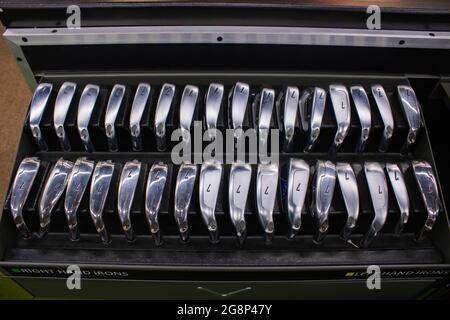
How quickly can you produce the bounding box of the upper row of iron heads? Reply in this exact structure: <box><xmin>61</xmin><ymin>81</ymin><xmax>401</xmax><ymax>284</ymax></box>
<box><xmin>29</xmin><ymin>82</ymin><xmax>423</xmax><ymax>153</ymax></box>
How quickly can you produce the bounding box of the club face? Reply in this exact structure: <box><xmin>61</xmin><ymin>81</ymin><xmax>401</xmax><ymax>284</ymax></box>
<box><xmin>90</xmin><ymin>160</ymin><xmax>114</xmax><ymax>244</ymax></box>
<box><xmin>54</xmin><ymin>82</ymin><xmax>76</xmax><ymax>151</ymax></box>
<box><xmin>256</xmin><ymin>88</ymin><xmax>275</xmax><ymax>151</ymax></box>
<box><xmin>117</xmin><ymin>160</ymin><xmax>141</xmax><ymax>241</ymax></box>
<box><xmin>10</xmin><ymin>157</ymin><xmax>40</xmax><ymax>238</ymax></box>
<box><xmin>145</xmin><ymin>163</ymin><xmax>168</xmax><ymax>234</ymax></box>
<box><xmin>105</xmin><ymin>84</ymin><xmax>126</xmax><ymax>152</ymax></box>
<box><xmin>154</xmin><ymin>83</ymin><xmax>175</xmax><ymax>151</ymax></box>
<box><xmin>336</xmin><ymin>162</ymin><xmax>359</xmax><ymax>239</ymax></box>
<box><xmin>397</xmin><ymin>85</ymin><xmax>422</xmax><ymax>147</ymax></box>
<box><xmin>199</xmin><ymin>160</ymin><xmax>222</xmax><ymax>243</ymax></box>
<box><xmin>301</xmin><ymin>87</ymin><xmax>326</xmax><ymax>152</ymax></box>
<box><xmin>413</xmin><ymin>161</ymin><xmax>441</xmax><ymax>233</ymax></box>
<box><xmin>364</xmin><ymin>162</ymin><xmax>388</xmax><ymax>234</ymax></box>
<box><xmin>311</xmin><ymin>160</ymin><xmax>336</xmax><ymax>243</ymax></box>
<box><xmin>350</xmin><ymin>86</ymin><xmax>371</xmax><ymax>152</ymax></box>
<box><xmin>385</xmin><ymin>163</ymin><xmax>410</xmax><ymax>234</ymax></box>
<box><xmin>229</xmin><ymin>82</ymin><xmax>250</xmax><ymax>138</ymax></box>
<box><xmin>129</xmin><ymin>83</ymin><xmax>151</xmax><ymax>151</ymax></box>
<box><xmin>281</xmin><ymin>86</ymin><xmax>299</xmax><ymax>149</ymax></box>
<box><xmin>179</xmin><ymin>85</ymin><xmax>199</xmax><ymax>143</ymax></box>
<box><xmin>371</xmin><ymin>85</ymin><xmax>394</xmax><ymax>152</ymax></box>
<box><xmin>64</xmin><ymin>158</ymin><xmax>95</xmax><ymax>240</ymax></box>
<box><xmin>229</xmin><ymin>163</ymin><xmax>252</xmax><ymax>243</ymax></box>
<box><xmin>329</xmin><ymin>85</ymin><xmax>351</xmax><ymax>150</ymax></box>
<box><xmin>205</xmin><ymin>83</ymin><xmax>224</xmax><ymax>136</ymax></box>
<box><xmin>287</xmin><ymin>159</ymin><xmax>310</xmax><ymax>236</ymax></box>
<box><xmin>256</xmin><ymin>163</ymin><xmax>278</xmax><ymax>243</ymax></box>
<box><xmin>174</xmin><ymin>164</ymin><xmax>197</xmax><ymax>242</ymax></box>
<box><xmin>38</xmin><ymin>158</ymin><xmax>74</xmax><ymax>237</ymax></box>
<box><xmin>29</xmin><ymin>83</ymin><xmax>53</xmax><ymax>151</ymax></box>
<box><xmin>77</xmin><ymin>84</ymin><xmax>100</xmax><ymax>152</ymax></box>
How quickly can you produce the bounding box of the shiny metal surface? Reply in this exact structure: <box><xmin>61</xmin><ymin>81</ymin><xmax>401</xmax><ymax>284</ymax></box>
<box><xmin>9</xmin><ymin>157</ymin><xmax>40</xmax><ymax>239</ymax></box>
<box><xmin>77</xmin><ymin>84</ymin><xmax>100</xmax><ymax>152</ymax></box>
<box><xmin>361</xmin><ymin>162</ymin><xmax>388</xmax><ymax>247</ymax></box>
<box><xmin>53</xmin><ymin>82</ymin><xmax>76</xmax><ymax>151</ymax></box>
<box><xmin>299</xmin><ymin>87</ymin><xmax>326</xmax><ymax>152</ymax></box>
<box><xmin>145</xmin><ymin>162</ymin><xmax>168</xmax><ymax>246</ymax></box>
<box><xmin>154</xmin><ymin>83</ymin><xmax>175</xmax><ymax>151</ymax></box>
<box><xmin>29</xmin><ymin>83</ymin><xmax>52</xmax><ymax>151</ymax></box>
<box><xmin>350</xmin><ymin>86</ymin><xmax>371</xmax><ymax>152</ymax></box>
<box><xmin>229</xmin><ymin>82</ymin><xmax>250</xmax><ymax>141</ymax></box>
<box><xmin>104</xmin><ymin>84</ymin><xmax>126</xmax><ymax>152</ymax></box>
<box><xmin>38</xmin><ymin>158</ymin><xmax>74</xmax><ymax>238</ymax></box>
<box><xmin>310</xmin><ymin>160</ymin><xmax>336</xmax><ymax>244</ymax></box>
<box><xmin>413</xmin><ymin>161</ymin><xmax>442</xmax><ymax>241</ymax></box>
<box><xmin>89</xmin><ymin>160</ymin><xmax>115</xmax><ymax>244</ymax></box>
<box><xmin>256</xmin><ymin>163</ymin><xmax>278</xmax><ymax>244</ymax></box>
<box><xmin>329</xmin><ymin>85</ymin><xmax>351</xmax><ymax>152</ymax></box>
<box><xmin>277</xmin><ymin>86</ymin><xmax>299</xmax><ymax>151</ymax></box>
<box><xmin>255</xmin><ymin>88</ymin><xmax>275</xmax><ymax>159</ymax></box>
<box><xmin>397</xmin><ymin>85</ymin><xmax>423</xmax><ymax>149</ymax></box>
<box><xmin>130</xmin><ymin>83</ymin><xmax>151</xmax><ymax>151</ymax></box>
<box><xmin>174</xmin><ymin>164</ymin><xmax>197</xmax><ymax>243</ymax></box>
<box><xmin>205</xmin><ymin>83</ymin><xmax>224</xmax><ymax>138</ymax></box>
<box><xmin>336</xmin><ymin>162</ymin><xmax>359</xmax><ymax>240</ymax></box>
<box><xmin>371</xmin><ymin>85</ymin><xmax>394</xmax><ymax>152</ymax></box>
<box><xmin>286</xmin><ymin>159</ymin><xmax>310</xmax><ymax>239</ymax></box>
<box><xmin>228</xmin><ymin>163</ymin><xmax>252</xmax><ymax>246</ymax></box>
<box><xmin>64</xmin><ymin>158</ymin><xmax>94</xmax><ymax>241</ymax></box>
<box><xmin>179</xmin><ymin>85</ymin><xmax>199</xmax><ymax>144</ymax></box>
<box><xmin>386</xmin><ymin>163</ymin><xmax>410</xmax><ymax>235</ymax></box>
<box><xmin>199</xmin><ymin>160</ymin><xmax>222</xmax><ymax>243</ymax></box>
<box><xmin>117</xmin><ymin>160</ymin><xmax>141</xmax><ymax>241</ymax></box>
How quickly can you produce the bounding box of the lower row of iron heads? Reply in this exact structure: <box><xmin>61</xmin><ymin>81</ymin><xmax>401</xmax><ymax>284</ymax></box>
<box><xmin>29</xmin><ymin>81</ymin><xmax>422</xmax><ymax>153</ymax></box>
<box><xmin>9</xmin><ymin>157</ymin><xmax>441</xmax><ymax>248</ymax></box>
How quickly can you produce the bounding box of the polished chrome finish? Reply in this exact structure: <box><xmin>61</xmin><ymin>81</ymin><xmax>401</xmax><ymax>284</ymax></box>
<box><xmin>256</xmin><ymin>163</ymin><xmax>278</xmax><ymax>244</ymax></box>
<box><xmin>397</xmin><ymin>85</ymin><xmax>423</xmax><ymax>149</ymax></box>
<box><xmin>145</xmin><ymin>163</ymin><xmax>168</xmax><ymax>246</ymax></box>
<box><xmin>361</xmin><ymin>162</ymin><xmax>388</xmax><ymax>247</ymax></box>
<box><xmin>90</xmin><ymin>160</ymin><xmax>115</xmax><ymax>244</ymax></box>
<box><xmin>64</xmin><ymin>158</ymin><xmax>94</xmax><ymax>241</ymax></box>
<box><xmin>413</xmin><ymin>161</ymin><xmax>442</xmax><ymax>241</ymax></box>
<box><xmin>179</xmin><ymin>85</ymin><xmax>199</xmax><ymax>144</ymax></box>
<box><xmin>77</xmin><ymin>84</ymin><xmax>100</xmax><ymax>152</ymax></box>
<box><xmin>174</xmin><ymin>164</ymin><xmax>197</xmax><ymax>243</ymax></box>
<box><xmin>329</xmin><ymin>85</ymin><xmax>351</xmax><ymax>152</ymax></box>
<box><xmin>255</xmin><ymin>88</ymin><xmax>275</xmax><ymax>160</ymax></box>
<box><xmin>278</xmin><ymin>86</ymin><xmax>299</xmax><ymax>151</ymax></box>
<box><xmin>105</xmin><ymin>84</ymin><xmax>126</xmax><ymax>152</ymax></box>
<box><xmin>117</xmin><ymin>160</ymin><xmax>141</xmax><ymax>241</ymax></box>
<box><xmin>386</xmin><ymin>163</ymin><xmax>410</xmax><ymax>235</ymax></box>
<box><xmin>53</xmin><ymin>82</ymin><xmax>76</xmax><ymax>151</ymax></box>
<box><xmin>286</xmin><ymin>159</ymin><xmax>310</xmax><ymax>239</ymax></box>
<box><xmin>29</xmin><ymin>83</ymin><xmax>52</xmax><ymax>151</ymax></box>
<box><xmin>336</xmin><ymin>162</ymin><xmax>359</xmax><ymax>240</ymax></box>
<box><xmin>350</xmin><ymin>86</ymin><xmax>371</xmax><ymax>152</ymax></box>
<box><xmin>229</xmin><ymin>82</ymin><xmax>250</xmax><ymax>141</ymax></box>
<box><xmin>38</xmin><ymin>158</ymin><xmax>74</xmax><ymax>238</ymax></box>
<box><xmin>9</xmin><ymin>157</ymin><xmax>40</xmax><ymax>239</ymax></box>
<box><xmin>371</xmin><ymin>85</ymin><xmax>394</xmax><ymax>152</ymax></box>
<box><xmin>154</xmin><ymin>83</ymin><xmax>175</xmax><ymax>151</ymax></box>
<box><xmin>199</xmin><ymin>160</ymin><xmax>222</xmax><ymax>243</ymax></box>
<box><xmin>299</xmin><ymin>87</ymin><xmax>326</xmax><ymax>152</ymax></box>
<box><xmin>205</xmin><ymin>83</ymin><xmax>224</xmax><ymax>138</ymax></box>
<box><xmin>130</xmin><ymin>83</ymin><xmax>151</xmax><ymax>151</ymax></box>
<box><xmin>228</xmin><ymin>163</ymin><xmax>252</xmax><ymax>246</ymax></box>
<box><xmin>310</xmin><ymin>160</ymin><xmax>336</xmax><ymax>244</ymax></box>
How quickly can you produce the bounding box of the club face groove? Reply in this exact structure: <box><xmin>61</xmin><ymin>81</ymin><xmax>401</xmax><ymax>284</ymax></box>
<box><xmin>154</xmin><ymin>83</ymin><xmax>175</xmax><ymax>151</ymax></box>
<box><xmin>371</xmin><ymin>85</ymin><xmax>394</xmax><ymax>152</ymax></box>
<box><xmin>350</xmin><ymin>86</ymin><xmax>371</xmax><ymax>152</ymax></box>
<box><xmin>229</xmin><ymin>163</ymin><xmax>252</xmax><ymax>246</ymax></box>
<box><xmin>336</xmin><ymin>162</ymin><xmax>359</xmax><ymax>240</ymax></box>
<box><xmin>397</xmin><ymin>85</ymin><xmax>422</xmax><ymax>149</ymax></box>
<box><xmin>329</xmin><ymin>85</ymin><xmax>351</xmax><ymax>152</ymax></box>
<box><xmin>129</xmin><ymin>83</ymin><xmax>151</xmax><ymax>151</ymax></box>
<box><xmin>29</xmin><ymin>83</ymin><xmax>53</xmax><ymax>151</ymax></box>
<box><xmin>9</xmin><ymin>157</ymin><xmax>40</xmax><ymax>239</ymax></box>
<box><xmin>145</xmin><ymin>163</ymin><xmax>168</xmax><ymax>246</ymax></box>
<box><xmin>117</xmin><ymin>160</ymin><xmax>141</xmax><ymax>241</ymax></box>
<box><xmin>174</xmin><ymin>164</ymin><xmax>197</xmax><ymax>243</ymax></box>
<box><xmin>287</xmin><ymin>159</ymin><xmax>310</xmax><ymax>239</ymax></box>
<box><xmin>199</xmin><ymin>160</ymin><xmax>222</xmax><ymax>243</ymax></box>
<box><xmin>77</xmin><ymin>84</ymin><xmax>100</xmax><ymax>152</ymax></box>
<box><xmin>64</xmin><ymin>158</ymin><xmax>94</xmax><ymax>241</ymax></box>
<box><xmin>105</xmin><ymin>84</ymin><xmax>126</xmax><ymax>152</ymax></box>
<box><xmin>256</xmin><ymin>163</ymin><xmax>278</xmax><ymax>244</ymax></box>
<box><xmin>38</xmin><ymin>158</ymin><xmax>74</xmax><ymax>238</ymax></box>
<box><xmin>54</xmin><ymin>82</ymin><xmax>76</xmax><ymax>151</ymax></box>
<box><xmin>90</xmin><ymin>160</ymin><xmax>115</xmax><ymax>244</ymax></box>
